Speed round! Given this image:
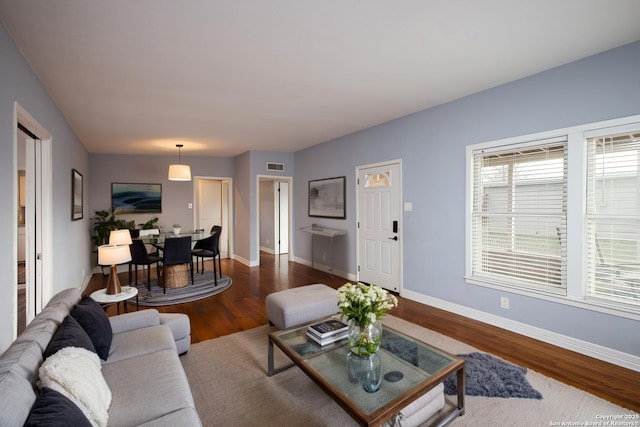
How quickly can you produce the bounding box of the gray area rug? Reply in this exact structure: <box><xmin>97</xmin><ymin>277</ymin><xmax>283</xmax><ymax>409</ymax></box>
<box><xmin>180</xmin><ymin>315</ymin><xmax>636</xmax><ymax>426</ymax></box>
<box><xmin>127</xmin><ymin>270</ymin><xmax>232</xmax><ymax>306</ymax></box>
<box><xmin>443</xmin><ymin>352</ymin><xmax>543</xmax><ymax>399</ymax></box>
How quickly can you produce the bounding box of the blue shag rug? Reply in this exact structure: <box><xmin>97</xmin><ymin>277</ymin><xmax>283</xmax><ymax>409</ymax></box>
<box><xmin>444</xmin><ymin>352</ymin><xmax>543</xmax><ymax>399</ymax></box>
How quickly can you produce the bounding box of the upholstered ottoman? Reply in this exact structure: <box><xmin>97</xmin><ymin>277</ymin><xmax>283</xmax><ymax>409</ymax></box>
<box><xmin>265</xmin><ymin>284</ymin><xmax>339</xmax><ymax>329</ymax></box>
<box><xmin>159</xmin><ymin>313</ymin><xmax>191</xmax><ymax>354</ymax></box>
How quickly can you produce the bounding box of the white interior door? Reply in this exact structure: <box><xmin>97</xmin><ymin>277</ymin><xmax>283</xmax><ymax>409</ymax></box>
<box><xmin>357</xmin><ymin>161</ymin><xmax>402</xmax><ymax>292</ymax></box>
<box><xmin>14</xmin><ymin>105</ymin><xmax>52</xmax><ymax>335</ymax></box>
<box><xmin>195</xmin><ymin>178</ymin><xmax>230</xmax><ymax>257</ymax></box>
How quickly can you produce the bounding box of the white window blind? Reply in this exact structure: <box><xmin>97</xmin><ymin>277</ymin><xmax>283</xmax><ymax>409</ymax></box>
<box><xmin>586</xmin><ymin>131</ymin><xmax>640</xmax><ymax>309</ymax></box>
<box><xmin>471</xmin><ymin>138</ymin><xmax>567</xmax><ymax>292</ymax></box>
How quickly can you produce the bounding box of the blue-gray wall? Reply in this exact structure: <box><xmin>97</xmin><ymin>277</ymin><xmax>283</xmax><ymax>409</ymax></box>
<box><xmin>0</xmin><ymin>24</ymin><xmax>91</xmax><ymax>351</ymax></box>
<box><xmin>294</xmin><ymin>41</ymin><xmax>640</xmax><ymax>361</ymax></box>
<box><xmin>89</xmin><ymin>153</ymin><xmax>235</xmax><ymax>232</ymax></box>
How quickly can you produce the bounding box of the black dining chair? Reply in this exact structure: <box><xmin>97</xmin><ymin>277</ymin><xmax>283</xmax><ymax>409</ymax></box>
<box><xmin>192</xmin><ymin>226</ymin><xmax>222</xmax><ymax>286</ymax></box>
<box><xmin>161</xmin><ymin>236</ymin><xmax>194</xmax><ymax>293</ymax></box>
<box><xmin>129</xmin><ymin>239</ymin><xmax>162</xmax><ymax>292</ymax></box>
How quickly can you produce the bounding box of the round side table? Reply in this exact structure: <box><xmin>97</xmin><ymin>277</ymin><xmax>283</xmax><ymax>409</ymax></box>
<box><xmin>90</xmin><ymin>286</ymin><xmax>139</xmax><ymax>314</ymax></box>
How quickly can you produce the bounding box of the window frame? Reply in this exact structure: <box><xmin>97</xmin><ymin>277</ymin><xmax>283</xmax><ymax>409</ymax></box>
<box><xmin>469</xmin><ymin>136</ymin><xmax>568</xmax><ymax>294</ymax></box>
<box><xmin>465</xmin><ymin>114</ymin><xmax>640</xmax><ymax>321</ymax></box>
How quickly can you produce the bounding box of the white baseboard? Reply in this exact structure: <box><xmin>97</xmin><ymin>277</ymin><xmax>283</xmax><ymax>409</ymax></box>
<box><xmin>402</xmin><ymin>289</ymin><xmax>640</xmax><ymax>372</ymax></box>
<box><xmin>291</xmin><ymin>256</ymin><xmax>356</xmax><ymax>282</ymax></box>
<box><xmin>259</xmin><ymin>246</ymin><xmax>276</xmax><ymax>255</ymax></box>
<box><xmin>232</xmin><ymin>254</ymin><xmax>259</xmax><ymax>267</ymax></box>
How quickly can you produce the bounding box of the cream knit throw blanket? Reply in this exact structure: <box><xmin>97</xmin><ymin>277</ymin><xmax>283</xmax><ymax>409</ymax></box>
<box><xmin>39</xmin><ymin>347</ymin><xmax>112</xmax><ymax>427</ymax></box>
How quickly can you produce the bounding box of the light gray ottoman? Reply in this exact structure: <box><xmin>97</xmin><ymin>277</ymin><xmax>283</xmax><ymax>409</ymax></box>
<box><xmin>159</xmin><ymin>313</ymin><xmax>191</xmax><ymax>355</ymax></box>
<box><xmin>265</xmin><ymin>284</ymin><xmax>339</xmax><ymax>329</ymax></box>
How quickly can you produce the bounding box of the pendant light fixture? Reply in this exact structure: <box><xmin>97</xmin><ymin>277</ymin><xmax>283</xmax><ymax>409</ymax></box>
<box><xmin>168</xmin><ymin>144</ymin><xmax>192</xmax><ymax>181</ymax></box>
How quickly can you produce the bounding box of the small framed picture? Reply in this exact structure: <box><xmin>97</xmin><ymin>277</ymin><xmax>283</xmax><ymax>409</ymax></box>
<box><xmin>72</xmin><ymin>169</ymin><xmax>83</xmax><ymax>220</ymax></box>
<box><xmin>308</xmin><ymin>176</ymin><xmax>346</xmax><ymax>219</ymax></box>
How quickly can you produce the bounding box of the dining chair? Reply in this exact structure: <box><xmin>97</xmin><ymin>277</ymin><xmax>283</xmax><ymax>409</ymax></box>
<box><xmin>161</xmin><ymin>236</ymin><xmax>194</xmax><ymax>293</ymax></box>
<box><xmin>128</xmin><ymin>239</ymin><xmax>162</xmax><ymax>292</ymax></box>
<box><xmin>192</xmin><ymin>226</ymin><xmax>222</xmax><ymax>286</ymax></box>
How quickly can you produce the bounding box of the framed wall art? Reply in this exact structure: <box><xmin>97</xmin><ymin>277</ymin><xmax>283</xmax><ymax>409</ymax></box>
<box><xmin>111</xmin><ymin>182</ymin><xmax>162</xmax><ymax>214</ymax></box>
<box><xmin>72</xmin><ymin>169</ymin><xmax>83</xmax><ymax>220</ymax></box>
<box><xmin>308</xmin><ymin>176</ymin><xmax>346</xmax><ymax>219</ymax></box>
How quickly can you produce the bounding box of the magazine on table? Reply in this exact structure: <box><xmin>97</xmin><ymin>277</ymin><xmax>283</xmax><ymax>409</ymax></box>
<box><xmin>307</xmin><ymin>319</ymin><xmax>348</xmax><ymax>338</ymax></box>
<box><xmin>305</xmin><ymin>330</ymin><xmax>348</xmax><ymax>346</ymax></box>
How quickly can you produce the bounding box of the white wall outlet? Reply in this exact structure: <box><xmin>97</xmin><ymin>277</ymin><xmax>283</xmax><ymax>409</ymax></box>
<box><xmin>404</xmin><ymin>202</ymin><xmax>413</xmax><ymax>212</ymax></box>
<box><xmin>188</xmin><ymin>202</ymin><xmax>193</xmax><ymax>209</ymax></box>
<box><xmin>500</xmin><ymin>296</ymin><xmax>510</xmax><ymax>309</ymax></box>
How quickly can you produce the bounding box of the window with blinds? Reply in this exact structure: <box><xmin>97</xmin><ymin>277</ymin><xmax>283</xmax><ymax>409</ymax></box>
<box><xmin>471</xmin><ymin>138</ymin><xmax>567</xmax><ymax>293</ymax></box>
<box><xmin>586</xmin><ymin>131</ymin><xmax>640</xmax><ymax>309</ymax></box>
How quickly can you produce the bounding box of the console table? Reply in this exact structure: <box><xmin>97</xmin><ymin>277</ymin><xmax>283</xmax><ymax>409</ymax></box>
<box><xmin>300</xmin><ymin>225</ymin><xmax>346</xmax><ymax>272</ymax></box>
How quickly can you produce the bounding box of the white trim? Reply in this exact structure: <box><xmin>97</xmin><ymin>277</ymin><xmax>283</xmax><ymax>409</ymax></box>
<box><xmin>14</xmin><ymin>103</ymin><xmax>53</xmax><ymax>324</ymax></box>
<box><xmin>232</xmin><ymin>254</ymin><xmax>257</xmax><ymax>267</ymax></box>
<box><xmin>402</xmin><ymin>289</ymin><xmax>640</xmax><ymax>372</ymax></box>
<box><xmin>256</xmin><ymin>175</ymin><xmax>294</xmax><ymax>265</ymax></box>
<box><xmin>291</xmin><ymin>255</ymin><xmax>356</xmax><ymax>282</ymax></box>
<box><xmin>191</xmin><ymin>175</ymin><xmax>234</xmax><ymax>259</ymax></box>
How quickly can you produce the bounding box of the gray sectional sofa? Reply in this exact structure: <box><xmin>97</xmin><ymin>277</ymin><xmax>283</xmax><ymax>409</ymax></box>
<box><xmin>0</xmin><ymin>287</ymin><xmax>201</xmax><ymax>426</ymax></box>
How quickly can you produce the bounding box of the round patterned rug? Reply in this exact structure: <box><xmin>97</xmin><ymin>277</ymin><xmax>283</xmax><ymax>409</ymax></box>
<box><xmin>126</xmin><ymin>270</ymin><xmax>232</xmax><ymax>307</ymax></box>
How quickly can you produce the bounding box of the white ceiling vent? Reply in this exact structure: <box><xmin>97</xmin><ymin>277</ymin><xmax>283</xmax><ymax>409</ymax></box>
<box><xmin>267</xmin><ymin>162</ymin><xmax>284</xmax><ymax>172</ymax></box>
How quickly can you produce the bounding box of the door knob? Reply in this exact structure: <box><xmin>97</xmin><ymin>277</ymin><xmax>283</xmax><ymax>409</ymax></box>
<box><xmin>388</xmin><ymin>236</ymin><xmax>398</xmax><ymax>241</ymax></box>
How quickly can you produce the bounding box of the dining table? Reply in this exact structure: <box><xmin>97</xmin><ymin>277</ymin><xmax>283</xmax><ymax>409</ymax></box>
<box><xmin>138</xmin><ymin>231</ymin><xmax>209</xmax><ymax>288</ymax></box>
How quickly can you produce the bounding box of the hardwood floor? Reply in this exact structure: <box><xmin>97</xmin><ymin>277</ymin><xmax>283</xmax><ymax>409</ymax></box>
<box><xmin>85</xmin><ymin>253</ymin><xmax>640</xmax><ymax>413</ymax></box>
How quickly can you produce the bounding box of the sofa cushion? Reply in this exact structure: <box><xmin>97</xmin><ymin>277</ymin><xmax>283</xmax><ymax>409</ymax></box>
<box><xmin>71</xmin><ymin>296</ymin><xmax>113</xmax><ymax>360</ymax></box>
<box><xmin>39</xmin><ymin>347</ymin><xmax>112</xmax><ymax>427</ymax></box>
<box><xmin>104</xmin><ymin>325</ymin><xmax>176</xmax><ymax>365</ymax></box>
<box><xmin>43</xmin><ymin>315</ymin><xmax>96</xmax><ymax>359</ymax></box>
<box><xmin>103</xmin><ymin>348</ymin><xmax>195</xmax><ymax>427</ymax></box>
<box><xmin>24</xmin><ymin>387</ymin><xmax>92</xmax><ymax>427</ymax></box>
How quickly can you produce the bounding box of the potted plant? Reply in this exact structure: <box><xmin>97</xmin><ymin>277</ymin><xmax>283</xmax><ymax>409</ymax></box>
<box><xmin>173</xmin><ymin>224</ymin><xmax>181</xmax><ymax>235</ymax></box>
<box><xmin>141</xmin><ymin>217</ymin><xmax>159</xmax><ymax>230</ymax></box>
<box><xmin>91</xmin><ymin>209</ymin><xmax>135</xmax><ymax>246</ymax></box>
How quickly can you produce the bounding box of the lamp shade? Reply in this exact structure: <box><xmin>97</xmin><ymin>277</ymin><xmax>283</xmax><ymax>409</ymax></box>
<box><xmin>168</xmin><ymin>164</ymin><xmax>192</xmax><ymax>181</ymax></box>
<box><xmin>98</xmin><ymin>244</ymin><xmax>132</xmax><ymax>266</ymax></box>
<box><xmin>109</xmin><ymin>229</ymin><xmax>133</xmax><ymax>246</ymax></box>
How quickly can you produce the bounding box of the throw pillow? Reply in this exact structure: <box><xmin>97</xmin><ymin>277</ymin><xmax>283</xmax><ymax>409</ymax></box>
<box><xmin>71</xmin><ymin>296</ymin><xmax>113</xmax><ymax>360</ymax></box>
<box><xmin>39</xmin><ymin>347</ymin><xmax>112</xmax><ymax>427</ymax></box>
<box><xmin>24</xmin><ymin>387</ymin><xmax>92</xmax><ymax>427</ymax></box>
<box><xmin>43</xmin><ymin>315</ymin><xmax>96</xmax><ymax>360</ymax></box>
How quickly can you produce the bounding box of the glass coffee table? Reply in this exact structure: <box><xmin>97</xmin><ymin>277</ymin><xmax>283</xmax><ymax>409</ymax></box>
<box><xmin>268</xmin><ymin>318</ymin><xmax>464</xmax><ymax>427</ymax></box>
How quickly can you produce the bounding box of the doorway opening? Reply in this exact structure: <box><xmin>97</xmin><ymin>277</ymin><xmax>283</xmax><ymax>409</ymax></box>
<box><xmin>193</xmin><ymin>177</ymin><xmax>233</xmax><ymax>259</ymax></box>
<box><xmin>14</xmin><ymin>103</ymin><xmax>53</xmax><ymax>336</ymax></box>
<box><xmin>258</xmin><ymin>176</ymin><xmax>292</xmax><ymax>264</ymax></box>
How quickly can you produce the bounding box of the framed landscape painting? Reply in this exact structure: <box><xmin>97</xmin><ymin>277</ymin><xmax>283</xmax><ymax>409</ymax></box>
<box><xmin>308</xmin><ymin>176</ymin><xmax>346</xmax><ymax>219</ymax></box>
<box><xmin>112</xmin><ymin>183</ymin><xmax>162</xmax><ymax>214</ymax></box>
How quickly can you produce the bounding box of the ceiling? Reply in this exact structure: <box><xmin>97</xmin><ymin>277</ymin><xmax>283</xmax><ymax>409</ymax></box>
<box><xmin>1</xmin><ymin>1</ymin><xmax>640</xmax><ymax>158</ymax></box>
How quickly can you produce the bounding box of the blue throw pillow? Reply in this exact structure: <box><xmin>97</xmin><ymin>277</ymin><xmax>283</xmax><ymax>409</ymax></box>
<box><xmin>24</xmin><ymin>387</ymin><xmax>92</xmax><ymax>427</ymax></box>
<box><xmin>71</xmin><ymin>296</ymin><xmax>113</xmax><ymax>360</ymax></box>
<box><xmin>43</xmin><ymin>315</ymin><xmax>96</xmax><ymax>359</ymax></box>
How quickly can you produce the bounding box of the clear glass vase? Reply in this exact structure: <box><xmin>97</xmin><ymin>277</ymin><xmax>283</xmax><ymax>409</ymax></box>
<box><xmin>347</xmin><ymin>318</ymin><xmax>382</xmax><ymax>356</ymax></box>
<box><xmin>347</xmin><ymin>352</ymin><xmax>382</xmax><ymax>393</ymax></box>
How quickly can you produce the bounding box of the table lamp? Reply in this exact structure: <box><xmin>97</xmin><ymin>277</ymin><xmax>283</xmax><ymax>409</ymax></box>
<box><xmin>98</xmin><ymin>229</ymin><xmax>133</xmax><ymax>294</ymax></box>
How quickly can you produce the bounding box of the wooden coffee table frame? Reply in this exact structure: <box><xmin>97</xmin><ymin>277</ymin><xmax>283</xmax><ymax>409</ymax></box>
<box><xmin>268</xmin><ymin>320</ymin><xmax>465</xmax><ymax>427</ymax></box>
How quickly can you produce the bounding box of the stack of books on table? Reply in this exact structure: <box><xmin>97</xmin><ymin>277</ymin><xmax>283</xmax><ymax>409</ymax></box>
<box><xmin>306</xmin><ymin>319</ymin><xmax>348</xmax><ymax>346</ymax></box>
